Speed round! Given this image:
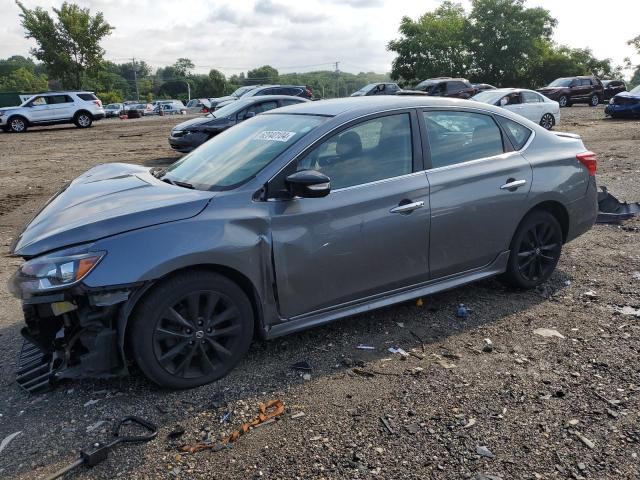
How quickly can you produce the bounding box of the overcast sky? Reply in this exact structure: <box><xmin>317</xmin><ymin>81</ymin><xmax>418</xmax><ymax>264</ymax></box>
<box><xmin>1</xmin><ymin>0</ymin><xmax>638</xmax><ymax>78</ymax></box>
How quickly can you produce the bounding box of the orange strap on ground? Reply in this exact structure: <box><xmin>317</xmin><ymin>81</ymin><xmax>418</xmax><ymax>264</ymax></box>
<box><xmin>180</xmin><ymin>399</ymin><xmax>285</xmax><ymax>454</ymax></box>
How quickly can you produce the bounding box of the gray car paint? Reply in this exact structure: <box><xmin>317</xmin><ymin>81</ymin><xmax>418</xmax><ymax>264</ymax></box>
<box><xmin>12</xmin><ymin>96</ymin><xmax>598</xmax><ymax>343</ymax></box>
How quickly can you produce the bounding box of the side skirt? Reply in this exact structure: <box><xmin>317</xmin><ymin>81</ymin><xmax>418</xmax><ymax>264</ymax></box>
<box><xmin>265</xmin><ymin>250</ymin><xmax>510</xmax><ymax>339</ymax></box>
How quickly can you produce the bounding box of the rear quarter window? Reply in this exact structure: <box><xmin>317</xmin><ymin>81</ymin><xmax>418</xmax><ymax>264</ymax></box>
<box><xmin>77</xmin><ymin>93</ymin><xmax>98</xmax><ymax>101</ymax></box>
<box><xmin>496</xmin><ymin>116</ymin><xmax>532</xmax><ymax>150</ymax></box>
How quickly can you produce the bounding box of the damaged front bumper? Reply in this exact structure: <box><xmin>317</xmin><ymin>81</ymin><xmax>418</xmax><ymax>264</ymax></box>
<box><xmin>15</xmin><ymin>288</ymin><xmax>134</xmax><ymax>393</ymax></box>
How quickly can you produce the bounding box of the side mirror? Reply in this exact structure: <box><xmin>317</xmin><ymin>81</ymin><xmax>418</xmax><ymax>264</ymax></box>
<box><xmin>244</xmin><ymin>111</ymin><xmax>256</xmax><ymax>120</ymax></box>
<box><xmin>285</xmin><ymin>170</ymin><xmax>331</xmax><ymax>198</ymax></box>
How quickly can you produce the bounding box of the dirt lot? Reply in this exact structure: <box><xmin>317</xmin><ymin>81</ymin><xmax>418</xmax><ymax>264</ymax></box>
<box><xmin>0</xmin><ymin>108</ymin><xmax>639</xmax><ymax>480</ymax></box>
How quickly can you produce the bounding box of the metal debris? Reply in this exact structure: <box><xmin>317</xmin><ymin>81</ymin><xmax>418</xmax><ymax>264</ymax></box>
<box><xmin>0</xmin><ymin>431</ymin><xmax>22</xmax><ymax>455</ymax></box>
<box><xmin>380</xmin><ymin>416</ymin><xmax>394</xmax><ymax>434</ymax></box>
<box><xmin>388</xmin><ymin>347</ymin><xmax>409</xmax><ymax>358</ymax></box>
<box><xmin>572</xmin><ymin>430</ymin><xmax>595</xmax><ymax>449</ymax></box>
<box><xmin>596</xmin><ymin>186</ymin><xmax>640</xmax><ymax>224</ymax></box>
<box><xmin>356</xmin><ymin>344</ymin><xmax>375</xmax><ymax>350</ymax></box>
<box><xmin>533</xmin><ymin>328</ymin><xmax>565</xmax><ymax>339</ymax></box>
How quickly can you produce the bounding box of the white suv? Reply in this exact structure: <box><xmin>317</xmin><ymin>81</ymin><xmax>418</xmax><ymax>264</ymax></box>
<box><xmin>0</xmin><ymin>91</ymin><xmax>105</xmax><ymax>133</ymax></box>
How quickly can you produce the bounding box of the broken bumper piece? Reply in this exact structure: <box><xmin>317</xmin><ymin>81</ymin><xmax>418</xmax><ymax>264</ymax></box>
<box><xmin>596</xmin><ymin>186</ymin><xmax>640</xmax><ymax>224</ymax></box>
<box><xmin>15</xmin><ymin>290</ymin><xmax>131</xmax><ymax>393</ymax></box>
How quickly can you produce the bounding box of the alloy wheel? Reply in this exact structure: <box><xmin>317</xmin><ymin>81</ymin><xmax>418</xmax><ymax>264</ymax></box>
<box><xmin>590</xmin><ymin>95</ymin><xmax>599</xmax><ymax>106</ymax></box>
<box><xmin>152</xmin><ymin>290</ymin><xmax>243</xmax><ymax>379</ymax></box>
<box><xmin>516</xmin><ymin>221</ymin><xmax>561</xmax><ymax>282</ymax></box>
<box><xmin>558</xmin><ymin>96</ymin><xmax>568</xmax><ymax>108</ymax></box>
<box><xmin>540</xmin><ymin>113</ymin><xmax>554</xmax><ymax>130</ymax></box>
<box><xmin>77</xmin><ymin>114</ymin><xmax>91</xmax><ymax>127</ymax></box>
<box><xmin>10</xmin><ymin>118</ymin><xmax>26</xmax><ymax>132</ymax></box>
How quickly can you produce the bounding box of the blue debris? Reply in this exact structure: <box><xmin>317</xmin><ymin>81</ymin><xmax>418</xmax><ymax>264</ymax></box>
<box><xmin>456</xmin><ymin>304</ymin><xmax>469</xmax><ymax>318</ymax></box>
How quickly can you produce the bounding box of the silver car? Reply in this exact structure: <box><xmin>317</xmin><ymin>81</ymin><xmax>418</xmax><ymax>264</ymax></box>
<box><xmin>9</xmin><ymin>97</ymin><xmax>598</xmax><ymax>391</ymax></box>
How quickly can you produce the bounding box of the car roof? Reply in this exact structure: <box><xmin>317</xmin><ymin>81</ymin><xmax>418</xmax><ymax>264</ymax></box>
<box><xmin>264</xmin><ymin>95</ymin><xmax>502</xmax><ymax>118</ymax></box>
<box><xmin>238</xmin><ymin>95</ymin><xmax>310</xmax><ymax>104</ymax></box>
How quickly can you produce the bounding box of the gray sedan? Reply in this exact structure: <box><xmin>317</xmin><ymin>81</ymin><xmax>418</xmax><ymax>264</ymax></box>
<box><xmin>9</xmin><ymin>97</ymin><xmax>598</xmax><ymax>391</ymax></box>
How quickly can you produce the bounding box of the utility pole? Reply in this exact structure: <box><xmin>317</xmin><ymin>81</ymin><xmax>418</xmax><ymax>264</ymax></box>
<box><xmin>132</xmin><ymin>57</ymin><xmax>139</xmax><ymax>101</ymax></box>
<box><xmin>334</xmin><ymin>61</ymin><xmax>340</xmax><ymax>99</ymax></box>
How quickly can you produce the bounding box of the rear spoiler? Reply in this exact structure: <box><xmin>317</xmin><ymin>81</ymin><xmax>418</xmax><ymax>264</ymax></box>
<box><xmin>553</xmin><ymin>131</ymin><xmax>581</xmax><ymax>140</ymax></box>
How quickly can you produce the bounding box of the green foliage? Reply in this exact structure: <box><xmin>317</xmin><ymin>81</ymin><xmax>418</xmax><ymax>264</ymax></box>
<box><xmin>0</xmin><ymin>67</ymin><xmax>48</xmax><ymax>92</ymax></box>
<box><xmin>173</xmin><ymin>58</ymin><xmax>195</xmax><ymax>77</ymax></box>
<box><xmin>96</xmin><ymin>90</ymin><xmax>122</xmax><ymax>104</ymax></box>
<box><xmin>280</xmin><ymin>70</ymin><xmax>390</xmax><ymax>98</ymax></box>
<box><xmin>388</xmin><ymin>0</ymin><xmax>620</xmax><ymax>88</ymax></box>
<box><xmin>247</xmin><ymin>65</ymin><xmax>279</xmax><ymax>84</ymax></box>
<box><xmin>16</xmin><ymin>1</ymin><xmax>113</xmax><ymax>89</ymax></box>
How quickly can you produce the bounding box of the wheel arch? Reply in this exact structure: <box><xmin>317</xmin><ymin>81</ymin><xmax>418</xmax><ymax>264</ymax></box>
<box><xmin>7</xmin><ymin>114</ymin><xmax>29</xmax><ymax>126</ymax></box>
<box><xmin>520</xmin><ymin>200</ymin><xmax>569</xmax><ymax>243</ymax></box>
<box><xmin>119</xmin><ymin>263</ymin><xmax>266</xmax><ymax>364</ymax></box>
<box><xmin>74</xmin><ymin>109</ymin><xmax>93</xmax><ymax>120</ymax></box>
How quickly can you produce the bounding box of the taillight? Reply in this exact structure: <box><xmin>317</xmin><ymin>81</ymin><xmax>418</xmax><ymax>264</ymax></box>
<box><xmin>93</xmin><ymin>100</ymin><xmax>102</xmax><ymax>107</ymax></box>
<box><xmin>576</xmin><ymin>151</ymin><xmax>597</xmax><ymax>176</ymax></box>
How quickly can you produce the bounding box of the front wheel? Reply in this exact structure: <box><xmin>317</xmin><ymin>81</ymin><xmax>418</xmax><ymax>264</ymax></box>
<box><xmin>8</xmin><ymin>116</ymin><xmax>28</xmax><ymax>133</ymax></box>
<box><xmin>129</xmin><ymin>271</ymin><xmax>254</xmax><ymax>389</ymax></box>
<box><xmin>558</xmin><ymin>95</ymin><xmax>569</xmax><ymax>108</ymax></box>
<box><xmin>589</xmin><ymin>94</ymin><xmax>599</xmax><ymax>107</ymax></box>
<box><xmin>500</xmin><ymin>210</ymin><xmax>563</xmax><ymax>289</ymax></box>
<box><xmin>74</xmin><ymin>112</ymin><xmax>93</xmax><ymax>128</ymax></box>
<box><xmin>540</xmin><ymin>113</ymin><xmax>555</xmax><ymax>130</ymax></box>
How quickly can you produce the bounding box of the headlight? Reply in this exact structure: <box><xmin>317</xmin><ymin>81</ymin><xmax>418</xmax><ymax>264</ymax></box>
<box><xmin>609</xmin><ymin>98</ymin><xmax>614</xmax><ymax>104</ymax></box>
<box><xmin>9</xmin><ymin>245</ymin><xmax>105</xmax><ymax>298</ymax></box>
<box><xmin>0</xmin><ymin>112</ymin><xmax>4</xmax><ymax>117</ymax></box>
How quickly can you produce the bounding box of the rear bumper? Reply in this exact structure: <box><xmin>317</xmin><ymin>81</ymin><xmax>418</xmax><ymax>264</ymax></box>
<box><xmin>565</xmin><ymin>176</ymin><xmax>598</xmax><ymax>243</ymax></box>
<box><xmin>93</xmin><ymin>113</ymin><xmax>105</xmax><ymax>121</ymax></box>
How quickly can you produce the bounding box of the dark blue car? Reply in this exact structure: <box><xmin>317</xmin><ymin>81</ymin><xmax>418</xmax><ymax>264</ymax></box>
<box><xmin>605</xmin><ymin>85</ymin><xmax>640</xmax><ymax>118</ymax></box>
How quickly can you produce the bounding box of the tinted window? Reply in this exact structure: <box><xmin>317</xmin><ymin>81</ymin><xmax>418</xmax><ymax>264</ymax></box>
<box><xmin>281</xmin><ymin>99</ymin><xmax>302</xmax><ymax>106</ymax></box>
<box><xmin>521</xmin><ymin>91</ymin><xmax>542</xmax><ymax>103</ymax></box>
<box><xmin>249</xmin><ymin>101</ymin><xmax>278</xmax><ymax>115</ymax></box>
<box><xmin>423</xmin><ymin>111</ymin><xmax>504</xmax><ymax>168</ymax></box>
<box><xmin>47</xmin><ymin>95</ymin><xmax>73</xmax><ymax>104</ymax></box>
<box><xmin>256</xmin><ymin>88</ymin><xmax>272</xmax><ymax>95</ymax></box>
<box><xmin>496</xmin><ymin>116</ymin><xmax>532</xmax><ymax>150</ymax></box>
<box><xmin>387</xmin><ymin>84</ymin><xmax>400</xmax><ymax>92</ymax></box>
<box><xmin>548</xmin><ymin>78</ymin><xmax>572</xmax><ymax>87</ymax></box>
<box><xmin>501</xmin><ymin>93</ymin><xmax>521</xmax><ymax>105</ymax></box>
<box><xmin>580</xmin><ymin>79</ymin><xmax>591</xmax><ymax>86</ymax></box>
<box><xmin>297</xmin><ymin>113</ymin><xmax>413</xmax><ymax>190</ymax></box>
<box><xmin>77</xmin><ymin>93</ymin><xmax>98</xmax><ymax>101</ymax></box>
<box><xmin>447</xmin><ymin>82</ymin><xmax>466</xmax><ymax>93</ymax></box>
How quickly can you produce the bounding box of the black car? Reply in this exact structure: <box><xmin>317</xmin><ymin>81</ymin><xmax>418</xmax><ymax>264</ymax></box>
<box><xmin>472</xmin><ymin>83</ymin><xmax>497</xmax><ymax>92</ymax></box>
<box><xmin>215</xmin><ymin>85</ymin><xmax>312</xmax><ymax>109</ymax></box>
<box><xmin>169</xmin><ymin>95</ymin><xmax>310</xmax><ymax>153</ymax></box>
<box><xmin>601</xmin><ymin>79</ymin><xmax>627</xmax><ymax>102</ymax></box>
<box><xmin>350</xmin><ymin>83</ymin><xmax>401</xmax><ymax>96</ymax></box>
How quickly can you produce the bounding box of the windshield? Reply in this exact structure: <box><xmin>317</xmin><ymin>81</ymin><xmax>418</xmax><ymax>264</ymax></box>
<box><xmin>162</xmin><ymin>114</ymin><xmax>326</xmax><ymax>190</ymax></box>
<box><xmin>629</xmin><ymin>85</ymin><xmax>640</xmax><ymax>95</ymax></box>
<box><xmin>106</xmin><ymin>103</ymin><xmax>120</xmax><ymax>109</ymax></box>
<box><xmin>472</xmin><ymin>90</ymin><xmax>505</xmax><ymax>104</ymax></box>
<box><xmin>232</xmin><ymin>86</ymin><xmax>255</xmax><ymax>98</ymax></box>
<box><xmin>357</xmin><ymin>83</ymin><xmax>376</xmax><ymax>93</ymax></box>
<box><xmin>548</xmin><ymin>78</ymin><xmax>572</xmax><ymax>87</ymax></box>
<box><xmin>205</xmin><ymin>98</ymin><xmax>254</xmax><ymax>118</ymax></box>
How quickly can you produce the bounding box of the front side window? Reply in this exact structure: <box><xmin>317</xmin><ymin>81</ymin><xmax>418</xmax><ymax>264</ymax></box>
<box><xmin>30</xmin><ymin>96</ymin><xmax>46</xmax><ymax>106</ymax></box>
<box><xmin>163</xmin><ymin>114</ymin><xmax>326</xmax><ymax>190</ymax></box>
<box><xmin>423</xmin><ymin>111</ymin><xmax>504</xmax><ymax>168</ymax></box>
<box><xmin>297</xmin><ymin>113</ymin><xmax>413</xmax><ymax>190</ymax></box>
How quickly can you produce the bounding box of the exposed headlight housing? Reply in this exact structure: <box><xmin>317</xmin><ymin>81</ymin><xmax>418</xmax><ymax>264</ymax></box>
<box><xmin>9</xmin><ymin>245</ymin><xmax>105</xmax><ymax>298</ymax></box>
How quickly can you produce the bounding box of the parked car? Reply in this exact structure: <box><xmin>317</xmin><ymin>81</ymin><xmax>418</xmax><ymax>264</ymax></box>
<box><xmin>472</xmin><ymin>88</ymin><xmax>560</xmax><ymax>130</ymax></box>
<box><xmin>208</xmin><ymin>86</ymin><xmax>259</xmax><ymax>109</ymax></box>
<box><xmin>604</xmin><ymin>85</ymin><xmax>640</xmax><ymax>118</ymax></box>
<box><xmin>215</xmin><ymin>85</ymin><xmax>312</xmax><ymax>109</ymax></box>
<box><xmin>473</xmin><ymin>83</ymin><xmax>496</xmax><ymax>92</ymax></box>
<box><xmin>169</xmin><ymin>95</ymin><xmax>310</xmax><ymax>152</ymax></box>
<box><xmin>155</xmin><ymin>100</ymin><xmax>187</xmax><ymax>115</ymax></box>
<box><xmin>537</xmin><ymin>76</ymin><xmax>603</xmax><ymax>107</ymax></box>
<box><xmin>350</xmin><ymin>83</ymin><xmax>401</xmax><ymax>96</ymax></box>
<box><xmin>414</xmin><ymin>77</ymin><xmax>476</xmax><ymax>98</ymax></box>
<box><xmin>125</xmin><ymin>103</ymin><xmax>153</xmax><ymax>118</ymax></box>
<box><xmin>186</xmin><ymin>98</ymin><xmax>212</xmax><ymax>114</ymax></box>
<box><xmin>601</xmin><ymin>79</ymin><xmax>627</xmax><ymax>102</ymax></box>
<box><xmin>9</xmin><ymin>96</ymin><xmax>598</xmax><ymax>391</ymax></box>
<box><xmin>0</xmin><ymin>91</ymin><xmax>105</xmax><ymax>133</ymax></box>
<box><xmin>104</xmin><ymin>103</ymin><xmax>124</xmax><ymax>118</ymax></box>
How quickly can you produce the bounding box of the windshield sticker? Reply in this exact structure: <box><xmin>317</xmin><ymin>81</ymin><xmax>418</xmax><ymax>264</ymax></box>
<box><xmin>254</xmin><ymin>130</ymin><xmax>296</xmax><ymax>142</ymax></box>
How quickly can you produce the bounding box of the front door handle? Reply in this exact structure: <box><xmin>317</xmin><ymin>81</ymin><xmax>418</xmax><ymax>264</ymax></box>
<box><xmin>500</xmin><ymin>179</ymin><xmax>527</xmax><ymax>191</ymax></box>
<box><xmin>390</xmin><ymin>200</ymin><xmax>424</xmax><ymax>214</ymax></box>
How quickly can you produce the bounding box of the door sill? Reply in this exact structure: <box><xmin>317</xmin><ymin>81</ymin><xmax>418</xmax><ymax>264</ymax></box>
<box><xmin>266</xmin><ymin>251</ymin><xmax>510</xmax><ymax>339</ymax></box>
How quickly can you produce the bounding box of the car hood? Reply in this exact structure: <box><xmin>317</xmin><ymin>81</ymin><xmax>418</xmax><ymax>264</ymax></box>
<box><xmin>172</xmin><ymin>116</ymin><xmax>224</xmax><ymax>131</ymax></box>
<box><xmin>614</xmin><ymin>91</ymin><xmax>640</xmax><ymax>99</ymax></box>
<box><xmin>0</xmin><ymin>106</ymin><xmax>20</xmax><ymax>113</ymax></box>
<box><xmin>210</xmin><ymin>95</ymin><xmax>235</xmax><ymax>105</ymax></box>
<box><xmin>11</xmin><ymin>163</ymin><xmax>214</xmax><ymax>257</ymax></box>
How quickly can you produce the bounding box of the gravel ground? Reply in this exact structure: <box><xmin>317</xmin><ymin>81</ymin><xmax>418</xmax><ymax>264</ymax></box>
<box><xmin>0</xmin><ymin>107</ymin><xmax>638</xmax><ymax>480</ymax></box>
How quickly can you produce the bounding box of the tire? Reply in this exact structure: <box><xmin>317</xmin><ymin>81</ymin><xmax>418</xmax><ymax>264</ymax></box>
<box><xmin>500</xmin><ymin>210</ymin><xmax>563</xmax><ymax>289</ymax></box>
<box><xmin>589</xmin><ymin>94</ymin><xmax>599</xmax><ymax>107</ymax></box>
<box><xmin>558</xmin><ymin>95</ymin><xmax>569</xmax><ymax>108</ymax></box>
<box><xmin>74</xmin><ymin>112</ymin><xmax>93</xmax><ymax>128</ymax></box>
<box><xmin>8</xmin><ymin>116</ymin><xmax>28</xmax><ymax>133</ymax></box>
<box><xmin>539</xmin><ymin>113</ymin><xmax>555</xmax><ymax>130</ymax></box>
<box><xmin>129</xmin><ymin>271</ymin><xmax>254</xmax><ymax>389</ymax></box>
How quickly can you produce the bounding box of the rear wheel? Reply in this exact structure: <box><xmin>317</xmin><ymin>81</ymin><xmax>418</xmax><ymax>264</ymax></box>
<box><xmin>129</xmin><ymin>271</ymin><xmax>254</xmax><ymax>389</ymax></box>
<box><xmin>589</xmin><ymin>94</ymin><xmax>599</xmax><ymax>107</ymax></box>
<box><xmin>8</xmin><ymin>116</ymin><xmax>27</xmax><ymax>133</ymax></box>
<box><xmin>74</xmin><ymin>112</ymin><xmax>93</xmax><ymax>128</ymax></box>
<box><xmin>500</xmin><ymin>210</ymin><xmax>563</xmax><ymax>289</ymax></box>
<box><xmin>540</xmin><ymin>113</ymin><xmax>555</xmax><ymax>130</ymax></box>
<box><xmin>558</xmin><ymin>95</ymin><xmax>569</xmax><ymax>108</ymax></box>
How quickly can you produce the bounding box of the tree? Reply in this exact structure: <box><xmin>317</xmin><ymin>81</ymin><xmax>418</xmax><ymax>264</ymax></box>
<box><xmin>173</xmin><ymin>58</ymin><xmax>194</xmax><ymax>77</ymax></box>
<box><xmin>388</xmin><ymin>2</ymin><xmax>470</xmax><ymax>84</ymax></box>
<box><xmin>16</xmin><ymin>1</ymin><xmax>113</xmax><ymax>89</ymax></box>
<box><xmin>208</xmin><ymin>69</ymin><xmax>226</xmax><ymax>96</ymax></box>
<box><xmin>247</xmin><ymin>65</ymin><xmax>279</xmax><ymax>85</ymax></box>
<box><xmin>0</xmin><ymin>67</ymin><xmax>48</xmax><ymax>92</ymax></box>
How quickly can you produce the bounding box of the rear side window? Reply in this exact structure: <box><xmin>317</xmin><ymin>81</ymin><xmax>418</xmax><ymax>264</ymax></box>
<box><xmin>423</xmin><ymin>111</ymin><xmax>504</xmax><ymax>168</ymax></box>
<box><xmin>496</xmin><ymin>116</ymin><xmax>532</xmax><ymax>150</ymax></box>
<box><xmin>77</xmin><ymin>93</ymin><xmax>98</xmax><ymax>101</ymax></box>
<box><xmin>580</xmin><ymin>79</ymin><xmax>591</xmax><ymax>86</ymax></box>
<box><xmin>447</xmin><ymin>82</ymin><xmax>466</xmax><ymax>93</ymax></box>
<box><xmin>521</xmin><ymin>91</ymin><xmax>542</xmax><ymax>103</ymax></box>
<box><xmin>47</xmin><ymin>95</ymin><xmax>73</xmax><ymax>104</ymax></box>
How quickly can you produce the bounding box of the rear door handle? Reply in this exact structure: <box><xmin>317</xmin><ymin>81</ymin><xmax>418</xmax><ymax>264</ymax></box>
<box><xmin>500</xmin><ymin>179</ymin><xmax>527</xmax><ymax>190</ymax></box>
<box><xmin>390</xmin><ymin>201</ymin><xmax>424</xmax><ymax>214</ymax></box>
